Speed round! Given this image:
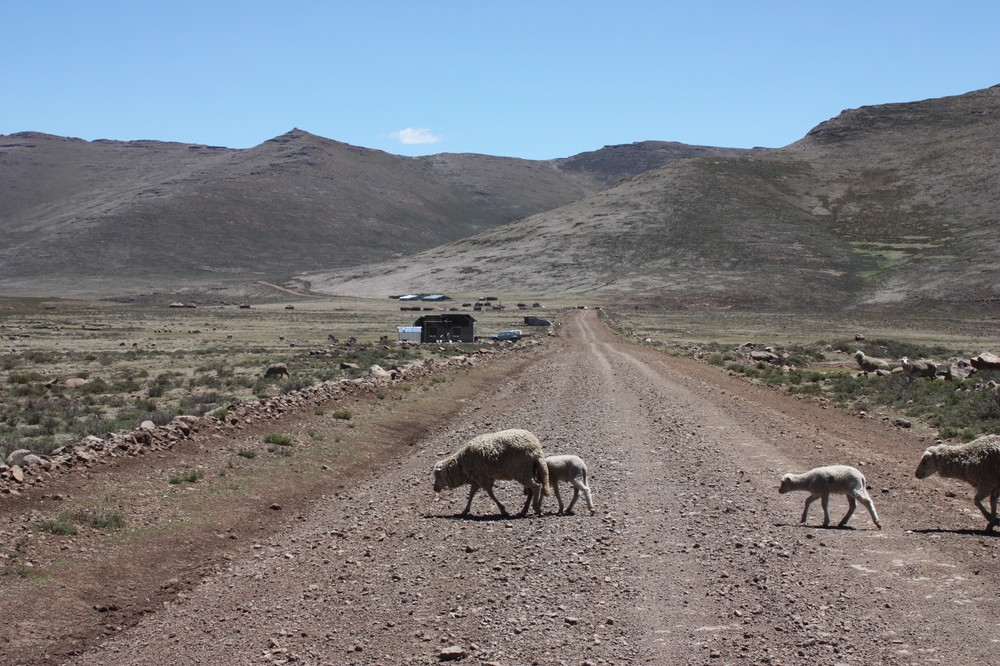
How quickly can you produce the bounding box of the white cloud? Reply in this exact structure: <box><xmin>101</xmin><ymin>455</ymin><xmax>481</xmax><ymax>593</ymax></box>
<box><xmin>389</xmin><ymin>127</ymin><xmax>442</xmax><ymax>144</ymax></box>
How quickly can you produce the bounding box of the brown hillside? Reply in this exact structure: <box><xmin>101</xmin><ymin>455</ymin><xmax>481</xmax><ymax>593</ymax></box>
<box><xmin>0</xmin><ymin>130</ymin><xmax>747</xmax><ymax>296</ymax></box>
<box><xmin>307</xmin><ymin>85</ymin><xmax>1000</xmax><ymax>310</ymax></box>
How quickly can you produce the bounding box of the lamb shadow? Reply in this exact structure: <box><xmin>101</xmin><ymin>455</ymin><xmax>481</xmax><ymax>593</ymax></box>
<box><xmin>910</xmin><ymin>527</ymin><xmax>1000</xmax><ymax>537</ymax></box>
<box><xmin>425</xmin><ymin>513</ymin><xmax>540</xmax><ymax>522</ymax></box>
<box><xmin>774</xmin><ymin>522</ymin><xmax>849</xmax><ymax>530</ymax></box>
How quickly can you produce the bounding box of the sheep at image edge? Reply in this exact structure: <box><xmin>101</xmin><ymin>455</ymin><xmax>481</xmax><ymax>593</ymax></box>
<box><xmin>915</xmin><ymin>434</ymin><xmax>1000</xmax><ymax>531</ymax></box>
<box><xmin>779</xmin><ymin>464</ymin><xmax>882</xmax><ymax>529</ymax></box>
<box><xmin>433</xmin><ymin>429</ymin><xmax>551</xmax><ymax>517</ymax></box>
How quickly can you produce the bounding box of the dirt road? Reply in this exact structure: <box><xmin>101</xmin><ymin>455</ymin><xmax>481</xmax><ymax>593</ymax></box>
<box><xmin>23</xmin><ymin>310</ymin><xmax>1000</xmax><ymax>664</ymax></box>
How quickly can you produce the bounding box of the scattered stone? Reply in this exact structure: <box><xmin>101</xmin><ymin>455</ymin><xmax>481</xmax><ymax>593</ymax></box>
<box><xmin>439</xmin><ymin>645</ymin><xmax>467</xmax><ymax>661</ymax></box>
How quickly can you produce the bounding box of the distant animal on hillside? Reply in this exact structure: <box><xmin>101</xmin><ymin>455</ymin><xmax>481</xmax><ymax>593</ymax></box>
<box><xmin>433</xmin><ymin>429</ymin><xmax>550</xmax><ymax>517</ymax></box>
<box><xmin>900</xmin><ymin>356</ymin><xmax>938</xmax><ymax>380</ymax></box>
<box><xmin>854</xmin><ymin>350</ymin><xmax>891</xmax><ymax>374</ymax></box>
<box><xmin>779</xmin><ymin>464</ymin><xmax>882</xmax><ymax>529</ymax></box>
<box><xmin>263</xmin><ymin>363</ymin><xmax>290</xmax><ymax>378</ymax></box>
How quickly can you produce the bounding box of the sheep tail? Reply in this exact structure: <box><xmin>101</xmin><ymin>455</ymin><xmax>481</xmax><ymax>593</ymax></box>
<box><xmin>534</xmin><ymin>456</ymin><xmax>551</xmax><ymax>497</ymax></box>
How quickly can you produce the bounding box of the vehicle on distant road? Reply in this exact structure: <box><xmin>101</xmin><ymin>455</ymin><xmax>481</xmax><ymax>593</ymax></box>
<box><xmin>490</xmin><ymin>330</ymin><xmax>523</xmax><ymax>341</ymax></box>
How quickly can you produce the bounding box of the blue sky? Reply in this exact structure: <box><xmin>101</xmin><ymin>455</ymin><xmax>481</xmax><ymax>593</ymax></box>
<box><xmin>3</xmin><ymin>1</ymin><xmax>998</xmax><ymax>159</ymax></box>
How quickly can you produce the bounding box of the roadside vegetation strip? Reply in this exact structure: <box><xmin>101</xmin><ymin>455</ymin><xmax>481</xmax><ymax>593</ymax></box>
<box><xmin>601</xmin><ymin>309</ymin><xmax>1000</xmax><ymax>441</ymax></box>
<box><xmin>0</xmin><ymin>337</ymin><xmax>542</xmax><ymax>663</ymax></box>
<box><xmin>0</xmin><ymin>334</ymin><xmax>537</xmax><ymax>496</ymax></box>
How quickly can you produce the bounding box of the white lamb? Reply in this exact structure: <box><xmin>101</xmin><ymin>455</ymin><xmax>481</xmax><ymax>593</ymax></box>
<box><xmin>915</xmin><ymin>434</ymin><xmax>1000</xmax><ymax>531</ymax></box>
<box><xmin>544</xmin><ymin>455</ymin><xmax>596</xmax><ymax>515</ymax></box>
<box><xmin>779</xmin><ymin>464</ymin><xmax>882</xmax><ymax>529</ymax></box>
<box><xmin>854</xmin><ymin>350</ymin><xmax>891</xmax><ymax>374</ymax></box>
<box><xmin>433</xmin><ymin>429</ymin><xmax>550</xmax><ymax>517</ymax></box>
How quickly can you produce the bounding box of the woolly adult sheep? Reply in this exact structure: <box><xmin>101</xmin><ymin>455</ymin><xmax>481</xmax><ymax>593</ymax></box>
<box><xmin>854</xmin><ymin>350</ymin><xmax>891</xmax><ymax>374</ymax></box>
<box><xmin>264</xmin><ymin>363</ymin><xmax>290</xmax><ymax>378</ymax></box>
<box><xmin>915</xmin><ymin>434</ymin><xmax>1000</xmax><ymax>531</ymax></box>
<box><xmin>900</xmin><ymin>356</ymin><xmax>938</xmax><ymax>380</ymax></box>
<box><xmin>544</xmin><ymin>454</ymin><xmax>596</xmax><ymax>515</ymax></box>
<box><xmin>779</xmin><ymin>465</ymin><xmax>882</xmax><ymax>529</ymax></box>
<box><xmin>433</xmin><ymin>429</ymin><xmax>550</xmax><ymax>517</ymax></box>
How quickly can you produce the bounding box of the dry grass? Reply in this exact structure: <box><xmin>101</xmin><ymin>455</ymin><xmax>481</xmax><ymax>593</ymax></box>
<box><xmin>0</xmin><ymin>296</ymin><xmax>557</xmax><ymax>456</ymax></box>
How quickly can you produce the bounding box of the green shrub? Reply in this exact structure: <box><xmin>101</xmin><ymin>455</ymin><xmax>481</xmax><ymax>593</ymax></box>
<box><xmin>331</xmin><ymin>410</ymin><xmax>351</xmax><ymax>420</ymax></box>
<box><xmin>34</xmin><ymin>520</ymin><xmax>77</xmax><ymax>536</ymax></box>
<box><xmin>169</xmin><ymin>468</ymin><xmax>206</xmax><ymax>484</ymax></box>
<box><xmin>264</xmin><ymin>433</ymin><xmax>292</xmax><ymax>446</ymax></box>
<box><xmin>90</xmin><ymin>512</ymin><xmax>126</xmax><ymax>530</ymax></box>
<box><xmin>237</xmin><ymin>449</ymin><xmax>257</xmax><ymax>459</ymax></box>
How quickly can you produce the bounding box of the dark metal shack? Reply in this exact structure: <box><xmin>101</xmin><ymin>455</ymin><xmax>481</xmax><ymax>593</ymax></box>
<box><xmin>414</xmin><ymin>314</ymin><xmax>477</xmax><ymax>343</ymax></box>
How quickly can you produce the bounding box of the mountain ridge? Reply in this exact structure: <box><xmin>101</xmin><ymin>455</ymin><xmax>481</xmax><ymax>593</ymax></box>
<box><xmin>0</xmin><ymin>129</ymin><xmax>750</xmax><ymax>295</ymax></box>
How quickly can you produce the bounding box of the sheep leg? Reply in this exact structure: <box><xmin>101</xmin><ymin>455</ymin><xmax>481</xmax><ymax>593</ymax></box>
<box><xmin>990</xmin><ymin>489</ymin><xmax>1000</xmax><ymax>529</ymax></box>
<box><xmin>517</xmin><ymin>485</ymin><xmax>534</xmax><ymax>516</ymax></box>
<box><xmin>973</xmin><ymin>489</ymin><xmax>996</xmax><ymax>531</ymax></box>
<box><xmin>801</xmin><ymin>495</ymin><xmax>818</xmax><ymax>524</ymax></box>
<box><xmin>483</xmin><ymin>484</ymin><xmax>510</xmax><ymax>517</ymax></box>
<box><xmin>820</xmin><ymin>494</ymin><xmax>831</xmax><ymax>527</ymax></box>
<box><xmin>838</xmin><ymin>495</ymin><xmax>857</xmax><ymax>528</ymax></box>
<box><xmin>530</xmin><ymin>483</ymin><xmax>544</xmax><ymax>516</ymax></box>
<box><xmin>552</xmin><ymin>480</ymin><xmax>565</xmax><ymax>514</ymax></box>
<box><xmin>565</xmin><ymin>485</ymin><xmax>580</xmax><ymax>515</ymax></box>
<box><xmin>461</xmin><ymin>484</ymin><xmax>481</xmax><ymax>516</ymax></box>
<box><xmin>852</xmin><ymin>490</ymin><xmax>882</xmax><ymax>529</ymax></box>
<box><xmin>580</xmin><ymin>482</ymin><xmax>596</xmax><ymax>514</ymax></box>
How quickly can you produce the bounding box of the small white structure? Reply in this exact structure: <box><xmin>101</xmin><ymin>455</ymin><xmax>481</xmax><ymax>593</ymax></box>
<box><xmin>397</xmin><ymin>326</ymin><xmax>422</xmax><ymax>342</ymax></box>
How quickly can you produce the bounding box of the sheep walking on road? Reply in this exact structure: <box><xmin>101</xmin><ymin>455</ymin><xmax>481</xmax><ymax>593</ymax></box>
<box><xmin>545</xmin><ymin>454</ymin><xmax>596</xmax><ymax>515</ymax></box>
<box><xmin>433</xmin><ymin>429</ymin><xmax>550</xmax><ymax>517</ymax></box>
<box><xmin>779</xmin><ymin>465</ymin><xmax>882</xmax><ymax>529</ymax></box>
<box><xmin>915</xmin><ymin>434</ymin><xmax>1000</xmax><ymax>531</ymax></box>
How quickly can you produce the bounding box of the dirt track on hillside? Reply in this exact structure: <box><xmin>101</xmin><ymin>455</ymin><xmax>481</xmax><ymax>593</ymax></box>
<box><xmin>8</xmin><ymin>310</ymin><xmax>1000</xmax><ymax>665</ymax></box>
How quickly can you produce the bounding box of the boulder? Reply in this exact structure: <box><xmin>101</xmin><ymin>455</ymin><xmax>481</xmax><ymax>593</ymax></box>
<box><xmin>945</xmin><ymin>358</ymin><xmax>975</xmax><ymax>381</ymax></box>
<box><xmin>5</xmin><ymin>449</ymin><xmax>32</xmax><ymax>467</ymax></box>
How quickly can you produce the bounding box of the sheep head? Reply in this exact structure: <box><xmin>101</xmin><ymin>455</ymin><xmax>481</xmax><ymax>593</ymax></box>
<box><xmin>915</xmin><ymin>446</ymin><xmax>941</xmax><ymax>478</ymax></box>
<box><xmin>778</xmin><ymin>474</ymin><xmax>794</xmax><ymax>494</ymax></box>
<box><xmin>432</xmin><ymin>462</ymin><xmax>447</xmax><ymax>492</ymax></box>
<box><xmin>433</xmin><ymin>459</ymin><xmax>464</xmax><ymax>492</ymax></box>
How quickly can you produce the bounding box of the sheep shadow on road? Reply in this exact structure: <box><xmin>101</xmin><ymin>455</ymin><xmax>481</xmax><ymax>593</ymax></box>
<box><xmin>424</xmin><ymin>513</ymin><xmax>550</xmax><ymax>522</ymax></box>
<box><xmin>910</xmin><ymin>527</ymin><xmax>1000</xmax><ymax>537</ymax></box>
<box><xmin>772</xmin><ymin>522</ymin><xmax>872</xmax><ymax>531</ymax></box>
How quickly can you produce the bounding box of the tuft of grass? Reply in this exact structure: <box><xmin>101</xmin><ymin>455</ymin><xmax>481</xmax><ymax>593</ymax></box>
<box><xmin>34</xmin><ymin>520</ymin><xmax>77</xmax><ymax>536</ymax></box>
<box><xmin>264</xmin><ymin>433</ymin><xmax>293</xmax><ymax>446</ymax></box>
<box><xmin>90</xmin><ymin>512</ymin><xmax>126</xmax><ymax>530</ymax></box>
<box><xmin>331</xmin><ymin>410</ymin><xmax>351</xmax><ymax>420</ymax></box>
<box><xmin>237</xmin><ymin>449</ymin><xmax>257</xmax><ymax>459</ymax></box>
<box><xmin>169</xmin><ymin>468</ymin><xmax>206</xmax><ymax>484</ymax></box>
